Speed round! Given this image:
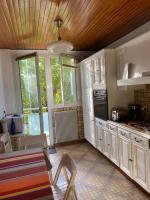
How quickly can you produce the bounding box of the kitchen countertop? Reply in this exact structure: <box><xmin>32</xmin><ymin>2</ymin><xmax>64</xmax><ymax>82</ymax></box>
<box><xmin>108</xmin><ymin>120</ymin><xmax>150</xmax><ymax>139</ymax></box>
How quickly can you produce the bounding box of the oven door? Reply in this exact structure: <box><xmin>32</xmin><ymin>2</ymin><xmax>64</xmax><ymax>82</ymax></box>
<box><xmin>94</xmin><ymin>101</ymin><xmax>108</xmax><ymax>121</ymax></box>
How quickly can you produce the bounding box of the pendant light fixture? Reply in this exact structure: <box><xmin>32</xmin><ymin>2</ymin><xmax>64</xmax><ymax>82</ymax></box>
<box><xmin>47</xmin><ymin>18</ymin><xmax>73</xmax><ymax>54</ymax></box>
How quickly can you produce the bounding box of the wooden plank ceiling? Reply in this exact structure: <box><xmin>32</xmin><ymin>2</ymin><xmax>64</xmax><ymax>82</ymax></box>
<box><xmin>0</xmin><ymin>0</ymin><xmax>149</xmax><ymax>50</ymax></box>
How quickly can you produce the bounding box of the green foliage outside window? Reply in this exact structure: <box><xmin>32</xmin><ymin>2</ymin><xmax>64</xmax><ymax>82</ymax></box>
<box><xmin>51</xmin><ymin>57</ymin><xmax>62</xmax><ymax>104</ymax></box>
<box><xmin>51</xmin><ymin>56</ymin><xmax>76</xmax><ymax>105</ymax></box>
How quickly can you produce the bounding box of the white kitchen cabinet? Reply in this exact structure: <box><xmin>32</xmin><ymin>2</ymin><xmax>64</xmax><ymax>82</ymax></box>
<box><xmin>82</xmin><ymin>59</ymin><xmax>94</xmax><ymax>90</ymax></box>
<box><xmin>118</xmin><ymin>134</ymin><xmax>132</xmax><ymax>177</ymax></box>
<box><xmin>95</xmin><ymin>121</ymin><xmax>104</xmax><ymax>152</ymax></box>
<box><xmin>81</xmin><ymin>59</ymin><xmax>96</xmax><ymax>147</ymax></box>
<box><xmin>110</xmin><ymin>130</ymin><xmax>119</xmax><ymax>166</ymax></box>
<box><xmin>103</xmin><ymin>129</ymin><xmax>111</xmax><ymax>158</ymax></box>
<box><xmin>95</xmin><ymin>121</ymin><xmax>150</xmax><ymax>193</ymax></box>
<box><xmin>93</xmin><ymin>52</ymin><xmax>106</xmax><ymax>89</ymax></box>
<box><xmin>108</xmin><ymin>124</ymin><xmax>119</xmax><ymax>165</ymax></box>
<box><xmin>132</xmin><ymin>134</ymin><xmax>149</xmax><ymax>191</ymax></box>
<box><xmin>132</xmin><ymin>144</ymin><xmax>149</xmax><ymax>190</ymax></box>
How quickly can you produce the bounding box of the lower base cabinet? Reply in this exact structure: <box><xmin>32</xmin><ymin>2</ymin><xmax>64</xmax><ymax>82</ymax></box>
<box><xmin>110</xmin><ymin>130</ymin><xmax>119</xmax><ymax>166</ymax></box>
<box><xmin>95</xmin><ymin>122</ymin><xmax>104</xmax><ymax>152</ymax></box>
<box><xmin>103</xmin><ymin>130</ymin><xmax>111</xmax><ymax>158</ymax></box>
<box><xmin>94</xmin><ymin>120</ymin><xmax>150</xmax><ymax>193</ymax></box>
<box><xmin>118</xmin><ymin>135</ymin><xmax>132</xmax><ymax>177</ymax></box>
<box><xmin>132</xmin><ymin>143</ymin><xmax>149</xmax><ymax>191</ymax></box>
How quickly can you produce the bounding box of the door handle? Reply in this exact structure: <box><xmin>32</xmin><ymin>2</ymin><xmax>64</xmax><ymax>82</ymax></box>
<box><xmin>134</xmin><ymin>137</ymin><xmax>142</xmax><ymax>143</ymax></box>
<box><xmin>128</xmin><ymin>158</ymin><xmax>133</xmax><ymax>162</ymax></box>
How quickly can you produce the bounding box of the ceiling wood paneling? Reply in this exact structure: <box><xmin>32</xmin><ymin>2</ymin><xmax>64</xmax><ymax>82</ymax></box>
<box><xmin>0</xmin><ymin>0</ymin><xmax>149</xmax><ymax>50</ymax></box>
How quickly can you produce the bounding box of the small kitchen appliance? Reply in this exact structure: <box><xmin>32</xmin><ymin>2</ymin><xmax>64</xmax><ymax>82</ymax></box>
<box><xmin>128</xmin><ymin>104</ymin><xmax>141</xmax><ymax>121</ymax></box>
<box><xmin>111</xmin><ymin>108</ymin><xmax>127</xmax><ymax>122</ymax></box>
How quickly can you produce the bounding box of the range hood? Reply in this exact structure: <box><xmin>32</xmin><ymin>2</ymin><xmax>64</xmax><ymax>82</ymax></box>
<box><xmin>117</xmin><ymin>76</ymin><xmax>150</xmax><ymax>86</ymax></box>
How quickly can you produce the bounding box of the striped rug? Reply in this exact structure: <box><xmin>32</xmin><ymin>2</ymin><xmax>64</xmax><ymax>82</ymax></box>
<box><xmin>0</xmin><ymin>149</ymin><xmax>53</xmax><ymax>200</ymax></box>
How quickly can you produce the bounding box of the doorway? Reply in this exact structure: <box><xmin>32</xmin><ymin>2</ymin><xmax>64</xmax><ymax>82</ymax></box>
<box><xmin>18</xmin><ymin>53</ymin><xmax>50</xmax><ymax>145</ymax></box>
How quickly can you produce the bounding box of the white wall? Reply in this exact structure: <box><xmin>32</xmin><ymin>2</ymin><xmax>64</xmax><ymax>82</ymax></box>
<box><xmin>0</xmin><ymin>52</ymin><xmax>5</xmax><ymax>119</ymax></box>
<box><xmin>0</xmin><ymin>50</ymin><xmax>17</xmax><ymax>114</ymax></box>
<box><xmin>116</xmin><ymin>31</ymin><xmax>150</xmax><ymax>79</ymax></box>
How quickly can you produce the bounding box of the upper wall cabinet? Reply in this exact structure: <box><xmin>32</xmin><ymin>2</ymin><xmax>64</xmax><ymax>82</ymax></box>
<box><xmin>82</xmin><ymin>59</ymin><xmax>94</xmax><ymax>90</ymax></box>
<box><xmin>93</xmin><ymin>51</ymin><xmax>106</xmax><ymax>89</ymax></box>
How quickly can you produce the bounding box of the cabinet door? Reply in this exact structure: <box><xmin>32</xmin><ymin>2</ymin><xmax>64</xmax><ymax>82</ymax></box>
<box><xmin>93</xmin><ymin>58</ymin><xmax>101</xmax><ymax>85</ymax></box>
<box><xmin>103</xmin><ymin>130</ymin><xmax>111</xmax><ymax>158</ymax></box>
<box><xmin>119</xmin><ymin>136</ymin><xmax>132</xmax><ymax>177</ymax></box>
<box><xmin>132</xmin><ymin>144</ymin><xmax>149</xmax><ymax>190</ymax></box>
<box><xmin>99</xmin><ymin>53</ymin><xmax>106</xmax><ymax>85</ymax></box>
<box><xmin>90</xmin><ymin>120</ymin><xmax>96</xmax><ymax>147</ymax></box>
<box><xmin>93</xmin><ymin>53</ymin><xmax>106</xmax><ymax>88</ymax></box>
<box><xmin>83</xmin><ymin>115</ymin><xmax>89</xmax><ymax>141</ymax></box>
<box><xmin>110</xmin><ymin>131</ymin><xmax>119</xmax><ymax>166</ymax></box>
<box><xmin>95</xmin><ymin>123</ymin><xmax>104</xmax><ymax>152</ymax></box>
<box><xmin>82</xmin><ymin>60</ymin><xmax>93</xmax><ymax>89</ymax></box>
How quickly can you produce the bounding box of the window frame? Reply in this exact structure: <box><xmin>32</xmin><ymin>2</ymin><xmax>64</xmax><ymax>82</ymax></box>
<box><xmin>51</xmin><ymin>55</ymin><xmax>78</xmax><ymax>108</ymax></box>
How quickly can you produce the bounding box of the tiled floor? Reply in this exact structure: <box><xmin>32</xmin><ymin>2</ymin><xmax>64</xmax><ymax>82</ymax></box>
<box><xmin>50</xmin><ymin>142</ymin><xmax>150</xmax><ymax>200</ymax></box>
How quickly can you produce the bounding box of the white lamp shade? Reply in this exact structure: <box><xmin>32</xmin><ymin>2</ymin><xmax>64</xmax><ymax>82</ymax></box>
<box><xmin>48</xmin><ymin>40</ymin><xmax>73</xmax><ymax>54</ymax></box>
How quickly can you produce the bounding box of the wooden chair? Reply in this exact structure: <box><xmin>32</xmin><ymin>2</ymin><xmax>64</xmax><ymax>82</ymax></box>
<box><xmin>0</xmin><ymin>132</ymin><xmax>12</xmax><ymax>153</ymax></box>
<box><xmin>51</xmin><ymin>154</ymin><xmax>78</xmax><ymax>200</ymax></box>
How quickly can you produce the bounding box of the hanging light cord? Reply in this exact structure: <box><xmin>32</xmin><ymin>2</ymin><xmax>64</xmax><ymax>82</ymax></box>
<box><xmin>57</xmin><ymin>22</ymin><xmax>61</xmax><ymax>41</ymax></box>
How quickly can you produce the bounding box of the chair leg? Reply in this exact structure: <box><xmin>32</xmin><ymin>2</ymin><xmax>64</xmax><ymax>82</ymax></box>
<box><xmin>72</xmin><ymin>189</ymin><xmax>78</xmax><ymax>200</ymax></box>
<box><xmin>53</xmin><ymin>164</ymin><xmax>61</xmax><ymax>185</ymax></box>
<box><xmin>63</xmin><ymin>167</ymin><xmax>69</xmax><ymax>183</ymax></box>
<box><xmin>64</xmin><ymin>186</ymin><xmax>71</xmax><ymax>200</ymax></box>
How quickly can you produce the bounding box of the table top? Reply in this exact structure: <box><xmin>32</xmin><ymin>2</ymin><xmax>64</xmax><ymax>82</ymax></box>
<box><xmin>0</xmin><ymin>148</ymin><xmax>53</xmax><ymax>200</ymax></box>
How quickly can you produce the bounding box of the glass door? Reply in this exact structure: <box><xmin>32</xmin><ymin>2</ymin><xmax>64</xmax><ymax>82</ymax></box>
<box><xmin>18</xmin><ymin>54</ymin><xmax>50</xmax><ymax>141</ymax></box>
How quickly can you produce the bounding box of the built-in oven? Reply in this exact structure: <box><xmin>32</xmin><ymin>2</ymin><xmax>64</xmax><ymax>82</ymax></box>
<box><xmin>93</xmin><ymin>89</ymin><xmax>108</xmax><ymax>121</ymax></box>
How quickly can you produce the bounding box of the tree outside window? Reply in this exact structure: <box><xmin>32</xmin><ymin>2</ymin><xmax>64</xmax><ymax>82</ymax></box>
<box><xmin>51</xmin><ymin>56</ymin><xmax>77</xmax><ymax>106</ymax></box>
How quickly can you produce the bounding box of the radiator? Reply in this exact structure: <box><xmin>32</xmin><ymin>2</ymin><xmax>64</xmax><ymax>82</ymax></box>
<box><xmin>54</xmin><ymin>110</ymin><xmax>78</xmax><ymax>143</ymax></box>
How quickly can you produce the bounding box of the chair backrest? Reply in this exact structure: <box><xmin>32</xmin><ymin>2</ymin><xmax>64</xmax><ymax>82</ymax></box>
<box><xmin>0</xmin><ymin>132</ymin><xmax>12</xmax><ymax>153</ymax></box>
<box><xmin>53</xmin><ymin>154</ymin><xmax>77</xmax><ymax>200</ymax></box>
<box><xmin>18</xmin><ymin>133</ymin><xmax>48</xmax><ymax>150</ymax></box>
<box><xmin>53</xmin><ymin>154</ymin><xmax>78</xmax><ymax>200</ymax></box>
<box><xmin>60</xmin><ymin>154</ymin><xmax>77</xmax><ymax>176</ymax></box>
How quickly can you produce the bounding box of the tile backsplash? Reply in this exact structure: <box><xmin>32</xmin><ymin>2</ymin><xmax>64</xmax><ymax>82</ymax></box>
<box><xmin>134</xmin><ymin>84</ymin><xmax>150</xmax><ymax>120</ymax></box>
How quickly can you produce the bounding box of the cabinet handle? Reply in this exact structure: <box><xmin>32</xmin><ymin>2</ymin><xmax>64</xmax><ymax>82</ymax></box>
<box><xmin>99</xmin><ymin>122</ymin><xmax>102</xmax><ymax>125</ymax></box>
<box><xmin>134</xmin><ymin>137</ymin><xmax>142</xmax><ymax>143</ymax></box>
<box><xmin>121</xmin><ymin>132</ymin><xmax>125</xmax><ymax>136</ymax></box>
<box><xmin>128</xmin><ymin>158</ymin><xmax>133</xmax><ymax>162</ymax></box>
<box><xmin>107</xmin><ymin>144</ymin><xmax>110</xmax><ymax>146</ymax></box>
<box><xmin>100</xmin><ymin>138</ymin><xmax>102</xmax><ymax>141</ymax></box>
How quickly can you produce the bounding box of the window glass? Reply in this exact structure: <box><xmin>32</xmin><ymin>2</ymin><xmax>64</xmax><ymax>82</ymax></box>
<box><xmin>39</xmin><ymin>57</ymin><xmax>47</xmax><ymax>110</ymax></box>
<box><xmin>51</xmin><ymin>57</ymin><xmax>62</xmax><ymax>105</ymax></box>
<box><xmin>63</xmin><ymin>66</ymin><xmax>76</xmax><ymax>104</ymax></box>
<box><xmin>51</xmin><ymin>56</ymin><xmax>77</xmax><ymax>106</ymax></box>
<box><xmin>61</xmin><ymin>56</ymin><xmax>75</xmax><ymax>67</ymax></box>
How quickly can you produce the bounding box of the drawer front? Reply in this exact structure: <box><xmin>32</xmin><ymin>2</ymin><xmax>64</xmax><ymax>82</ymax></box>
<box><xmin>108</xmin><ymin>124</ymin><xmax>117</xmax><ymax>132</ymax></box>
<box><xmin>118</xmin><ymin>128</ymin><xmax>130</xmax><ymax>139</ymax></box>
<box><xmin>131</xmin><ymin>133</ymin><xmax>149</xmax><ymax>148</ymax></box>
<box><xmin>95</xmin><ymin>118</ymin><xmax>107</xmax><ymax>129</ymax></box>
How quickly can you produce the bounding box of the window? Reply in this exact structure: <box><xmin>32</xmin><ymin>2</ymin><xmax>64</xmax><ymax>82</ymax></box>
<box><xmin>51</xmin><ymin>56</ymin><xmax>77</xmax><ymax>106</ymax></box>
<box><xmin>51</xmin><ymin>57</ymin><xmax>63</xmax><ymax>105</ymax></box>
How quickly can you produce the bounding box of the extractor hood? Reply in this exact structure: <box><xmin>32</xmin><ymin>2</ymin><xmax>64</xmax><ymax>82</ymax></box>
<box><xmin>117</xmin><ymin>76</ymin><xmax>150</xmax><ymax>86</ymax></box>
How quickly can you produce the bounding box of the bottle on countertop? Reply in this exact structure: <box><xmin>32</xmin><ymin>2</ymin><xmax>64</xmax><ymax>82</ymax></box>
<box><xmin>10</xmin><ymin>118</ymin><xmax>16</xmax><ymax>135</ymax></box>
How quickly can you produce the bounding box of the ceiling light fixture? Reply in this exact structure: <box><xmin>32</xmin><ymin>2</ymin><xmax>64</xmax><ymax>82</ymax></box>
<box><xmin>47</xmin><ymin>18</ymin><xmax>73</xmax><ymax>54</ymax></box>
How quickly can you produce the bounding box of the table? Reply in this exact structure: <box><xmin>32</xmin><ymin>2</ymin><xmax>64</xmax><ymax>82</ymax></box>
<box><xmin>0</xmin><ymin>148</ymin><xmax>53</xmax><ymax>200</ymax></box>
